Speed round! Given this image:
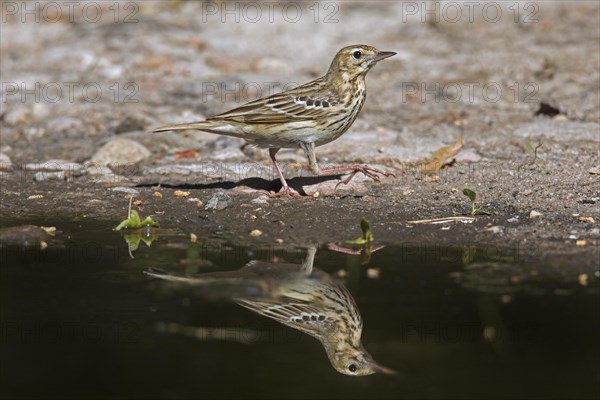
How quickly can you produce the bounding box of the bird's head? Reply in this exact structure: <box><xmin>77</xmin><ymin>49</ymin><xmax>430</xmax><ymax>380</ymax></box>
<box><xmin>327</xmin><ymin>45</ymin><xmax>396</xmax><ymax>81</ymax></box>
<box><xmin>328</xmin><ymin>343</ymin><xmax>396</xmax><ymax>376</ymax></box>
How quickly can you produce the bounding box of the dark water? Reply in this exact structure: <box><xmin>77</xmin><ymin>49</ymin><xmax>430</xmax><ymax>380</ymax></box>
<box><xmin>1</xmin><ymin>220</ymin><xmax>598</xmax><ymax>399</ymax></box>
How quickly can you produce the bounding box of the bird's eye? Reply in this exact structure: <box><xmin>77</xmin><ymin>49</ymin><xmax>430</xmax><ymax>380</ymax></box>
<box><xmin>348</xmin><ymin>364</ymin><xmax>357</xmax><ymax>373</ymax></box>
<box><xmin>352</xmin><ymin>51</ymin><xmax>362</xmax><ymax>60</ymax></box>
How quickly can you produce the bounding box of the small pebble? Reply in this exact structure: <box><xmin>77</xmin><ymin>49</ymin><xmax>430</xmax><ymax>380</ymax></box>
<box><xmin>204</xmin><ymin>192</ymin><xmax>233</xmax><ymax>211</ymax></box>
<box><xmin>0</xmin><ymin>153</ymin><xmax>11</xmax><ymax>163</ymax></box>
<box><xmin>187</xmin><ymin>197</ymin><xmax>203</xmax><ymax>207</ymax></box>
<box><xmin>90</xmin><ymin>138</ymin><xmax>151</xmax><ymax>167</ymax></box>
<box><xmin>529</xmin><ymin>210</ymin><xmax>542</xmax><ymax>218</ymax></box>
<box><xmin>485</xmin><ymin>226</ymin><xmax>504</xmax><ymax>234</ymax></box>
<box><xmin>500</xmin><ymin>294</ymin><xmax>512</xmax><ymax>304</ymax></box>
<box><xmin>483</xmin><ymin>326</ymin><xmax>496</xmax><ymax>341</ymax></box>
<box><xmin>4</xmin><ymin>107</ymin><xmax>31</xmax><ymax>125</ymax></box>
<box><xmin>250</xmin><ymin>229</ymin><xmax>262</xmax><ymax>237</ymax></box>
<box><xmin>251</xmin><ymin>195</ymin><xmax>270</xmax><ymax>205</ymax></box>
<box><xmin>34</xmin><ymin>171</ymin><xmax>65</xmax><ymax>181</ymax></box>
<box><xmin>366</xmin><ymin>268</ymin><xmax>380</xmax><ymax>279</ymax></box>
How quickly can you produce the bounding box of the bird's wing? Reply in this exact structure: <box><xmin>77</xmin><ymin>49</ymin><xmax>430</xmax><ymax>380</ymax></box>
<box><xmin>236</xmin><ymin>297</ymin><xmax>338</xmax><ymax>338</ymax></box>
<box><xmin>208</xmin><ymin>80</ymin><xmax>340</xmax><ymax>124</ymax></box>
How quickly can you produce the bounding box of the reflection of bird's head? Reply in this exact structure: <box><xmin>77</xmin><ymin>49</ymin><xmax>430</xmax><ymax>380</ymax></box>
<box><xmin>329</xmin><ymin>342</ymin><xmax>396</xmax><ymax>376</ymax></box>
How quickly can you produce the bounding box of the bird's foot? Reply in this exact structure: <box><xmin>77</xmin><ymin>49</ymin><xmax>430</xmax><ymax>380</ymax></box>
<box><xmin>270</xmin><ymin>185</ymin><xmax>306</xmax><ymax>198</ymax></box>
<box><xmin>319</xmin><ymin>165</ymin><xmax>395</xmax><ymax>189</ymax></box>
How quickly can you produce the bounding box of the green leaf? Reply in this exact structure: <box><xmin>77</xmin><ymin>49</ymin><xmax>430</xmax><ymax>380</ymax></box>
<box><xmin>140</xmin><ymin>216</ymin><xmax>160</xmax><ymax>228</ymax></box>
<box><xmin>114</xmin><ymin>210</ymin><xmax>159</xmax><ymax>231</ymax></box>
<box><xmin>462</xmin><ymin>188</ymin><xmax>476</xmax><ymax>202</ymax></box>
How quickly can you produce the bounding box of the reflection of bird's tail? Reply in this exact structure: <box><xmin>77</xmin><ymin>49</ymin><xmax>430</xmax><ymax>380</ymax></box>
<box><xmin>144</xmin><ymin>267</ymin><xmax>261</xmax><ymax>284</ymax></box>
<box><xmin>144</xmin><ymin>267</ymin><xmax>269</xmax><ymax>299</ymax></box>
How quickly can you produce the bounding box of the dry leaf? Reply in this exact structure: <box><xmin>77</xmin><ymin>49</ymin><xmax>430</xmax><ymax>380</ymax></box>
<box><xmin>420</xmin><ymin>136</ymin><xmax>463</xmax><ymax>174</ymax></box>
<box><xmin>175</xmin><ymin>150</ymin><xmax>199</xmax><ymax>159</ymax></box>
<box><xmin>41</xmin><ymin>226</ymin><xmax>57</xmax><ymax>236</ymax></box>
<box><xmin>578</xmin><ymin>216</ymin><xmax>595</xmax><ymax>223</ymax></box>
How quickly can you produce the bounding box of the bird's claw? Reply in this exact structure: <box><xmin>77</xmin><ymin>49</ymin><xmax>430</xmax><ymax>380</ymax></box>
<box><xmin>323</xmin><ymin>165</ymin><xmax>394</xmax><ymax>189</ymax></box>
<box><xmin>269</xmin><ymin>186</ymin><xmax>309</xmax><ymax>198</ymax></box>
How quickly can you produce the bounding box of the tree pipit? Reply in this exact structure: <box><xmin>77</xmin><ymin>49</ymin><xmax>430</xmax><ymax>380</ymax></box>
<box><xmin>153</xmin><ymin>45</ymin><xmax>396</xmax><ymax>196</ymax></box>
<box><xmin>145</xmin><ymin>247</ymin><xmax>395</xmax><ymax>375</ymax></box>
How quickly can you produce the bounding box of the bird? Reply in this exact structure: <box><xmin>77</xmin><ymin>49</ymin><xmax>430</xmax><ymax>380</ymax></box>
<box><xmin>144</xmin><ymin>247</ymin><xmax>395</xmax><ymax>376</ymax></box>
<box><xmin>152</xmin><ymin>45</ymin><xmax>396</xmax><ymax>196</ymax></box>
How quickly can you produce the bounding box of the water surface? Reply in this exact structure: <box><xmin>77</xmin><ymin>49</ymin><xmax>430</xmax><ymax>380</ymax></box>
<box><xmin>1</xmin><ymin>220</ymin><xmax>598</xmax><ymax>399</ymax></box>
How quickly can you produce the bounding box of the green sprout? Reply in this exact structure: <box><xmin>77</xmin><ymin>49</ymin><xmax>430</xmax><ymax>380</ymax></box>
<box><xmin>114</xmin><ymin>197</ymin><xmax>159</xmax><ymax>258</ymax></box>
<box><xmin>462</xmin><ymin>189</ymin><xmax>491</xmax><ymax>216</ymax></box>
<box><xmin>114</xmin><ymin>197</ymin><xmax>159</xmax><ymax>231</ymax></box>
<box><xmin>347</xmin><ymin>218</ymin><xmax>375</xmax><ymax>245</ymax></box>
<box><xmin>121</xmin><ymin>229</ymin><xmax>158</xmax><ymax>252</ymax></box>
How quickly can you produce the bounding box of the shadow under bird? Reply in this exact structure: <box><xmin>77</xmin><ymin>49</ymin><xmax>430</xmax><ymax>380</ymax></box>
<box><xmin>152</xmin><ymin>45</ymin><xmax>396</xmax><ymax>196</ymax></box>
<box><xmin>145</xmin><ymin>247</ymin><xmax>395</xmax><ymax>376</ymax></box>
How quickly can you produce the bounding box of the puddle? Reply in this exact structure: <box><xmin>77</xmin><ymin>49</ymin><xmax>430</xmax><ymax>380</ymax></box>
<box><xmin>1</xmin><ymin>220</ymin><xmax>598</xmax><ymax>399</ymax></box>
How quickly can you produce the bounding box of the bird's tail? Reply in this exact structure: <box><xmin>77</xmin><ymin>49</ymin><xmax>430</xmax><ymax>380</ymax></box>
<box><xmin>144</xmin><ymin>267</ymin><xmax>269</xmax><ymax>299</ymax></box>
<box><xmin>151</xmin><ymin>120</ymin><xmax>219</xmax><ymax>133</ymax></box>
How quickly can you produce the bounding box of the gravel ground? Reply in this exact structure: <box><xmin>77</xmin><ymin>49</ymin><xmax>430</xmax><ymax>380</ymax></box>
<box><xmin>1</xmin><ymin>1</ymin><xmax>599</xmax><ymax>273</ymax></box>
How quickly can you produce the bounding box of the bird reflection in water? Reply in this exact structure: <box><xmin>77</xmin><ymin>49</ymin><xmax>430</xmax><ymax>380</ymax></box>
<box><xmin>145</xmin><ymin>247</ymin><xmax>394</xmax><ymax>376</ymax></box>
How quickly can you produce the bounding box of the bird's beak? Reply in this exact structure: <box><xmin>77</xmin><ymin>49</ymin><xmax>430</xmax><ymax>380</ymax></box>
<box><xmin>367</xmin><ymin>359</ymin><xmax>397</xmax><ymax>375</ymax></box>
<box><xmin>372</xmin><ymin>51</ymin><xmax>396</xmax><ymax>62</ymax></box>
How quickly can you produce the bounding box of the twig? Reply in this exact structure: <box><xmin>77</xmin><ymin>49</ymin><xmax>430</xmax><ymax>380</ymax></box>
<box><xmin>408</xmin><ymin>216</ymin><xmax>476</xmax><ymax>224</ymax></box>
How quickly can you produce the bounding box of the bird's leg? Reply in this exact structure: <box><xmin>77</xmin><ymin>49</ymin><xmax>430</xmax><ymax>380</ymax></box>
<box><xmin>300</xmin><ymin>142</ymin><xmax>393</xmax><ymax>189</ymax></box>
<box><xmin>300</xmin><ymin>142</ymin><xmax>319</xmax><ymax>175</ymax></box>
<box><xmin>301</xmin><ymin>246</ymin><xmax>317</xmax><ymax>275</ymax></box>
<box><xmin>269</xmin><ymin>148</ymin><xmax>302</xmax><ymax>197</ymax></box>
